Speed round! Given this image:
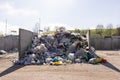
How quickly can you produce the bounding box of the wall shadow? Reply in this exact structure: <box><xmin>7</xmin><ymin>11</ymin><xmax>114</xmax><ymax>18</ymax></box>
<box><xmin>94</xmin><ymin>53</ymin><xmax>120</xmax><ymax>72</ymax></box>
<box><xmin>0</xmin><ymin>54</ymin><xmax>119</xmax><ymax>77</ymax></box>
<box><xmin>101</xmin><ymin>62</ymin><xmax>120</xmax><ymax>72</ymax></box>
<box><xmin>0</xmin><ymin>65</ymin><xmax>25</xmax><ymax>77</ymax></box>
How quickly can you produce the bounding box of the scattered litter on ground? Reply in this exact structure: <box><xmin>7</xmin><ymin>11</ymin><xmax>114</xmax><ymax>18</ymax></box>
<box><xmin>0</xmin><ymin>50</ymin><xmax>8</xmax><ymax>55</ymax></box>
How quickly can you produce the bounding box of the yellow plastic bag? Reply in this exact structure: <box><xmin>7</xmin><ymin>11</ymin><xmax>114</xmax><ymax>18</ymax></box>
<box><xmin>96</xmin><ymin>58</ymin><xmax>102</xmax><ymax>63</ymax></box>
<box><xmin>53</xmin><ymin>61</ymin><xmax>63</xmax><ymax>65</ymax></box>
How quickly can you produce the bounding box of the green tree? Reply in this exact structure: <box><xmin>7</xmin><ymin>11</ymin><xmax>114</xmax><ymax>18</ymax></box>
<box><xmin>116</xmin><ymin>25</ymin><xmax>120</xmax><ymax>36</ymax></box>
<box><xmin>106</xmin><ymin>24</ymin><xmax>113</xmax><ymax>36</ymax></box>
<box><xmin>56</xmin><ymin>26</ymin><xmax>66</xmax><ymax>32</ymax></box>
<box><xmin>74</xmin><ymin>29</ymin><xmax>80</xmax><ymax>33</ymax></box>
<box><xmin>80</xmin><ymin>30</ymin><xmax>87</xmax><ymax>35</ymax></box>
<box><xmin>96</xmin><ymin>24</ymin><xmax>104</xmax><ymax>37</ymax></box>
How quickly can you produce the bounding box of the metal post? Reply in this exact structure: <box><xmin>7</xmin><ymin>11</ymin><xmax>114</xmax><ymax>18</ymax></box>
<box><xmin>38</xmin><ymin>18</ymin><xmax>41</xmax><ymax>37</ymax></box>
<box><xmin>87</xmin><ymin>30</ymin><xmax>91</xmax><ymax>48</ymax></box>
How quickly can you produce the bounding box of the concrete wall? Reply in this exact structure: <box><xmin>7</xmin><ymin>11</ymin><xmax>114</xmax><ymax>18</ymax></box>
<box><xmin>86</xmin><ymin>30</ymin><xmax>91</xmax><ymax>48</ymax></box>
<box><xmin>0</xmin><ymin>35</ymin><xmax>18</xmax><ymax>50</ymax></box>
<box><xmin>91</xmin><ymin>37</ymin><xmax>120</xmax><ymax>50</ymax></box>
<box><xmin>19</xmin><ymin>28</ymin><xmax>34</xmax><ymax>59</ymax></box>
<box><xmin>112</xmin><ymin>38</ymin><xmax>120</xmax><ymax>50</ymax></box>
<box><xmin>104</xmin><ymin>38</ymin><xmax>112</xmax><ymax>50</ymax></box>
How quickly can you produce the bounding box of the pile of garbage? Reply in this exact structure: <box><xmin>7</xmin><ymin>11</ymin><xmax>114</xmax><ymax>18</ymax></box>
<box><xmin>14</xmin><ymin>30</ymin><xmax>106</xmax><ymax>65</ymax></box>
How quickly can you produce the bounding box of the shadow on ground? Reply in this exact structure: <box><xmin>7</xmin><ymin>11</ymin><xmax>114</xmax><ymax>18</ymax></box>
<box><xmin>0</xmin><ymin>65</ymin><xmax>25</xmax><ymax>77</ymax></box>
<box><xmin>0</xmin><ymin>53</ymin><xmax>120</xmax><ymax>77</ymax></box>
<box><xmin>101</xmin><ymin>62</ymin><xmax>120</xmax><ymax>72</ymax></box>
<box><xmin>94</xmin><ymin>53</ymin><xmax>120</xmax><ymax>72</ymax></box>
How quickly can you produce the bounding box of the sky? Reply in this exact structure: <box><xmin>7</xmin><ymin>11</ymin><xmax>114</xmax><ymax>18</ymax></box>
<box><xmin>0</xmin><ymin>0</ymin><xmax>120</xmax><ymax>34</ymax></box>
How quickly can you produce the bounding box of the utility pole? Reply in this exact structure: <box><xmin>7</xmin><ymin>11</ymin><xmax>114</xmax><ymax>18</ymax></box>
<box><xmin>38</xmin><ymin>18</ymin><xmax>41</xmax><ymax>34</ymax></box>
<box><xmin>5</xmin><ymin>19</ymin><xmax>7</xmax><ymax>36</ymax></box>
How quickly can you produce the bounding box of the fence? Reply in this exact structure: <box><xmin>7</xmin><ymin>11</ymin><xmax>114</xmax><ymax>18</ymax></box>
<box><xmin>0</xmin><ymin>35</ymin><xmax>18</xmax><ymax>51</ymax></box>
<box><xmin>91</xmin><ymin>37</ymin><xmax>120</xmax><ymax>50</ymax></box>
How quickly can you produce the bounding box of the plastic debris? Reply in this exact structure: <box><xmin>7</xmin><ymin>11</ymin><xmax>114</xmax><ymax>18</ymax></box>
<box><xmin>0</xmin><ymin>50</ymin><xmax>7</xmax><ymax>54</ymax></box>
<box><xmin>53</xmin><ymin>61</ymin><xmax>63</xmax><ymax>65</ymax></box>
<box><xmin>14</xmin><ymin>29</ymin><xmax>106</xmax><ymax>65</ymax></box>
<box><xmin>88</xmin><ymin>57</ymin><xmax>107</xmax><ymax>64</ymax></box>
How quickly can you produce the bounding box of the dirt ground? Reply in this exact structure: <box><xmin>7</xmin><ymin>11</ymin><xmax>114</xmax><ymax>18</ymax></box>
<box><xmin>0</xmin><ymin>51</ymin><xmax>120</xmax><ymax>80</ymax></box>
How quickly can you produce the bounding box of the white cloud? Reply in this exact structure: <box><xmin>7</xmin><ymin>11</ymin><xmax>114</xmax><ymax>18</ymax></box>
<box><xmin>0</xmin><ymin>3</ymin><xmax>38</xmax><ymax>16</ymax></box>
<box><xmin>44</xmin><ymin>0</ymin><xmax>74</xmax><ymax>6</ymax></box>
<box><xmin>42</xmin><ymin>0</ymin><xmax>75</xmax><ymax>11</ymax></box>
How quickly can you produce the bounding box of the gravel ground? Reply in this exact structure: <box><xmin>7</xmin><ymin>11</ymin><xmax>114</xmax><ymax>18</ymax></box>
<box><xmin>0</xmin><ymin>51</ymin><xmax>120</xmax><ymax>80</ymax></box>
